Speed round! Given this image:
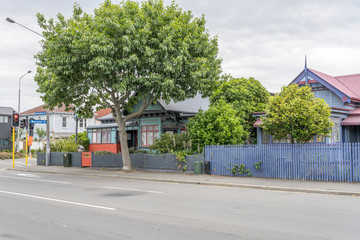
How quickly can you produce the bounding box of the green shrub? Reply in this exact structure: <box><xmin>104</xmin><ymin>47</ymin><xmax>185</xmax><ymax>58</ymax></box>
<box><xmin>94</xmin><ymin>151</ymin><xmax>113</xmax><ymax>155</ymax></box>
<box><xmin>68</xmin><ymin>131</ymin><xmax>90</xmax><ymax>151</ymax></box>
<box><xmin>134</xmin><ymin>150</ymin><xmax>147</xmax><ymax>154</ymax></box>
<box><xmin>50</xmin><ymin>139</ymin><xmax>78</xmax><ymax>152</ymax></box>
<box><xmin>149</xmin><ymin>133</ymin><xmax>192</xmax><ymax>154</ymax></box>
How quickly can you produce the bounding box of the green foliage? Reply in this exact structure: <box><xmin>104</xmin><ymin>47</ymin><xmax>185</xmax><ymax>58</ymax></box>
<box><xmin>187</xmin><ymin>100</ymin><xmax>249</xmax><ymax>151</ymax></box>
<box><xmin>0</xmin><ymin>152</ymin><xmax>25</xmax><ymax>160</ymax></box>
<box><xmin>134</xmin><ymin>150</ymin><xmax>147</xmax><ymax>154</ymax></box>
<box><xmin>261</xmin><ymin>84</ymin><xmax>333</xmax><ymax>143</ymax></box>
<box><xmin>176</xmin><ymin>150</ymin><xmax>188</xmax><ymax>172</ymax></box>
<box><xmin>50</xmin><ymin>139</ymin><xmax>78</xmax><ymax>152</ymax></box>
<box><xmin>94</xmin><ymin>151</ymin><xmax>113</xmax><ymax>155</ymax></box>
<box><xmin>35</xmin><ymin>0</ymin><xmax>222</xmax><ymax>169</ymax></box>
<box><xmin>149</xmin><ymin>133</ymin><xmax>191</xmax><ymax>154</ymax></box>
<box><xmin>211</xmin><ymin>77</ymin><xmax>270</xmax><ymax>120</ymax></box>
<box><xmin>36</xmin><ymin>128</ymin><xmax>46</xmax><ymax>141</ymax></box>
<box><xmin>210</xmin><ymin>77</ymin><xmax>270</xmax><ymax>143</ymax></box>
<box><xmin>69</xmin><ymin>131</ymin><xmax>90</xmax><ymax>151</ymax></box>
<box><xmin>230</xmin><ymin>163</ymin><xmax>252</xmax><ymax>177</ymax></box>
<box><xmin>254</xmin><ymin>161</ymin><xmax>262</xmax><ymax>171</ymax></box>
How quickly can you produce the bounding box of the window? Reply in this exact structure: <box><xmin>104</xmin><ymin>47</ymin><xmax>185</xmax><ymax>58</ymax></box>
<box><xmin>0</xmin><ymin>116</ymin><xmax>9</xmax><ymax>123</ymax></box>
<box><xmin>92</xmin><ymin>129</ymin><xmax>111</xmax><ymax>143</ymax></box>
<box><xmin>79</xmin><ymin>119</ymin><xmax>87</xmax><ymax>128</ymax></box>
<box><xmin>331</xmin><ymin>117</ymin><xmax>341</xmax><ymax>143</ymax></box>
<box><xmin>62</xmin><ymin>117</ymin><xmax>67</xmax><ymax>128</ymax></box>
<box><xmin>141</xmin><ymin>125</ymin><xmax>159</xmax><ymax>147</ymax></box>
<box><xmin>0</xmin><ymin>139</ymin><xmax>9</xmax><ymax>146</ymax></box>
<box><xmin>101</xmin><ymin>129</ymin><xmax>111</xmax><ymax>143</ymax></box>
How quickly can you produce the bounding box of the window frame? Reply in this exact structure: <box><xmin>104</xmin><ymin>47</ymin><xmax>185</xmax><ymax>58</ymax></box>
<box><xmin>141</xmin><ymin>125</ymin><xmax>159</xmax><ymax>147</ymax></box>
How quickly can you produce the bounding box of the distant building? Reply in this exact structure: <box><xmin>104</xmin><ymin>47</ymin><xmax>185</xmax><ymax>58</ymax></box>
<box><xmin>20</xmin><ymin>104</ymin><xmax>95</xmax><ymax>140</ymax></box>
<box><xmin>0</xmin><ymin>106</ymin><xmax>15</xmax><ymax>151</ymax></box>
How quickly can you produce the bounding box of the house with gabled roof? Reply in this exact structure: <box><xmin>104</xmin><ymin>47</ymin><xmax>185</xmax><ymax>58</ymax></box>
<box><xmin>86</xmin><ymin>95</ymin><xmax>209</xmax><ymax>153</ymax></box>
<box><xmin>254</xmin><ymin>63</ymin><xmax>360</xmax><ymax>144</ymax></box>
<box><xmin>21</xmin><ymin>104</ymin><xmax>95</xmax><ymax>139</ymax></box>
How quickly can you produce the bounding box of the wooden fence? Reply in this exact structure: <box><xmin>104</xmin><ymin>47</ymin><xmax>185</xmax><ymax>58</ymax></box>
<box><xmin>205</xmin><ymin>143</ymin><xmax>360</xmax><ymax>182</ymax></box>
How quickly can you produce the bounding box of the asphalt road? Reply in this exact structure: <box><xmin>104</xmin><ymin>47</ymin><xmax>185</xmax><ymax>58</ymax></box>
<box><xmin>0</xmin><ymin>161</ymin><xmax>359</xmax><ymax>239</ymax></box>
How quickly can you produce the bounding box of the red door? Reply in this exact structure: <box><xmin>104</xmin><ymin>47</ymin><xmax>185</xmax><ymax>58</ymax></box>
<box><xmin>82</xmin><ymin>152</ymin><xmax>92</xmax><ymax>167</ymax></box>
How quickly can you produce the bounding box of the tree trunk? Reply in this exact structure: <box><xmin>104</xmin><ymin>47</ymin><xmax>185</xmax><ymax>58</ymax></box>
<box><xmin>118</xmin><ymin>122</ymin><xmax>132</xmax><ymax>171</ymax></box>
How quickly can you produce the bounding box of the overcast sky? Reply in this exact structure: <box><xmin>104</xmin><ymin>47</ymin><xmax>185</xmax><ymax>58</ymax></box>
<box><xmin>1</xmin><ymin>0</ymin><xmax>360</xmax><ymax>113</ymax></box>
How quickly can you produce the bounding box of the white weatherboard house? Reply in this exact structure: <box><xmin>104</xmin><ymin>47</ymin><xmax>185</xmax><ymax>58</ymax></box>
<box><xmin>20</xmin><ymin>104</ymin><xmax>95</xmax><ymax>141</ymax></box>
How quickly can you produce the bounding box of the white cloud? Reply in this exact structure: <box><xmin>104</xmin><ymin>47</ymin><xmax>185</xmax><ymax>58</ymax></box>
<box><xmin>1</xmin><ymin>0</ymin><xmax>360</xmax><ymax>112</ymax></box>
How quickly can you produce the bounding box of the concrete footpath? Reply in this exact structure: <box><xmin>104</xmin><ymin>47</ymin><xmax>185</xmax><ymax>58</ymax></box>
<box><xmin>6</xmin><ymin>163</ymin><xmax>360</xmax><ymax>197</ymax></box>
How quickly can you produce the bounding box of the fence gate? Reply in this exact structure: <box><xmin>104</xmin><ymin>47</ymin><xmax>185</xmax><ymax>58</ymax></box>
<box><xmin>82</xmin><ymin>152</ymin><xmax>92</xmax><ymax>167</ymax></box>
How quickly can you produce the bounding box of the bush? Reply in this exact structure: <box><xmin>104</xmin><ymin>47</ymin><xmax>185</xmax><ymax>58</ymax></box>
<box><xmin>94</xmin><ymin>151</ymin><xmax>113</xmax><ymax>155</ymax></box>
<box><xmin>50</xmin><ymin>139</ymin><xmax>78</xmax><ymax>152</ymax></box>
<box><xmin>134</xmin><ymin>150</ymin><xmax>147</xmax><ymax>154</ymax></box>
<box><xmin>0</xmin><ymin>152</ymin><xmax>25</xmax><ymax>160</ymax></box>
<box><xmin>68</xmin><ymin>131</ymin><xmax>90</xmax><ymax>151</ymax></box>
<box><xmin>149</xmin><ymin>133</ymin><xmax>192</xmax><ymax>154</ymax></box>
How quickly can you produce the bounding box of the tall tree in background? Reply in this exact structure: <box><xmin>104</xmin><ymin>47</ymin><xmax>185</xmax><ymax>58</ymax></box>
<box><xmin>35</xmin><ymin>0</ymin><xmax>222</xmax><ymax>170</ymax></box>
<box><xmin>187</xmin><ymin>100</ymin><xmax>249</xmax><ymax>150</ymax></box>
<box><xmin>210</xmin><ymin>77</ymin><xmax>270</xmax><ymax>143</ymax></box>
<box><xmin>261</xmin><ymin>84</ymin><xmax>333</xmax><ymax>143</ymax></box>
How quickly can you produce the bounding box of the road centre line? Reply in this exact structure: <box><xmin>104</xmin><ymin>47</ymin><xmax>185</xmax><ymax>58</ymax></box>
<box><xmin>102</xmin><ymin>186</ymin><xmax>164</xmax><ymax>194</ymax></box>
<box><xmin>0</xmin><ymin>175</ymin><xmax>71</xmax><ymax>184</ymax></box>
<box><xmin>0</xmin><ymin>190</ymin><xmax>116</xmax><ymax>211</ymax></box>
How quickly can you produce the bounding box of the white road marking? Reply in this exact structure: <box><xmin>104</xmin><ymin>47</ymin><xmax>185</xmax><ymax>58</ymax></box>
<box><xmin>0</xmin><ymin>175</ymin><xmax>71</xmax><ymax>184</ymax></box>
<box><xmin>0</xmin><ymin>190</ymin><xmax>116</xmax><ymax>211</ymax></box>
<box><xmin>102</xmin><ymin>186</ymin><xmax>163</xmax><ymax>194</ymax></box>
<box><xmin>17</xmin><ymin>173</ymin><xmax>41</xmax><ymax>178</ymax></box>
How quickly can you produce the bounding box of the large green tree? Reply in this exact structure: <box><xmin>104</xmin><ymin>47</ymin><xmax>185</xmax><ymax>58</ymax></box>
<box><xmin>261</xmin><ymin>84</ymin><xmax>333</xmax><ymax>143</ymax></box>
<box><xmin>187</xmin><ymin>100</ymin><xmax>249</xmax><ymax>151</ymax></box>
<box><xmin>35</xmin><ymin>0</ymin><xmax>222</xmax><ymax>170</ymax></box>
<box><xmin>210</xmin><ymin>77</ymin><xmax>270</xmax><ymax>143</ymax></box>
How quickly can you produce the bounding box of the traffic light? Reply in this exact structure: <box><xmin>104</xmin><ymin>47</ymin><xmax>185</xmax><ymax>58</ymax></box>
<box><xmin>29</xmin><ymin>118</ymin><xmax>35</xmax><ymax>136</ymax></box>
<box><xmin>24</xmin><ymin>118</ymin><xmax>28</xmax><ymax>128</ymax></box>
<box><xmin>12</xmin><ymin>113</ymin><xmax>19</xmax><ymax>127</ymax></box>
<box><xmin>20</xmin><ymin>119</ymin><xmax>25</xmax><ymax>129</ymax></box>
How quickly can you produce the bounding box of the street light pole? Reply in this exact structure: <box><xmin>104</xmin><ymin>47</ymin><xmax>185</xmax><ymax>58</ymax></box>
<box><xmin>6</xmin><ymin>17</ymin><xmax>50</xmax><ymax>165</ymax></box>
<box><xmin>17</xmin><ymin>70</ymin><xmax>31</xmax><ymax>152</ymax></box>
<box><xmin>6</xmin><ymin>17</ymin><xmax>44</xmax><ymax>38</ymax></box>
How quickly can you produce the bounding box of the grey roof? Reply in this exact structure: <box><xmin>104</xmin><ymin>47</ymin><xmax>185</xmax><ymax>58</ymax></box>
<box><xmin>98</xmin><ymin>113</ymin><xmax>114</xmax><ymax>121</ymax></box>
<box><xmin>0</xmin><ymin>106</ymin><xmax>15</xmax><ymax>115</ymax></box>
<box><xmin>96</xmin><ymin>94</ymin><xmax>209</xmax><ymax>122</ymax></box>
<box><xmin>158</xmin><ymin>94</ymin><xmax>209</xmax><ymax>113</ymax></box>
<box><xmin>87</xmin><ymin>123</ymin><xmax>118</xmax><ymax>129</ymax></box>
<box><xmin>87</xmin><ymin>121</ymin><xmax>138</xmax><ymax>129</ymax></box>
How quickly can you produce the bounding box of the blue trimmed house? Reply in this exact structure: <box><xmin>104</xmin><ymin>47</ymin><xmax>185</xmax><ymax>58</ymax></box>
<box><xmin>86</xmin><ymin>95</ymin><xmax>209</xmax><ymax>153</ymax></box>
<box><xmin>254</xmin><ymin>64</ymin><xmax>360</xmax><ymax>144</ymax></box>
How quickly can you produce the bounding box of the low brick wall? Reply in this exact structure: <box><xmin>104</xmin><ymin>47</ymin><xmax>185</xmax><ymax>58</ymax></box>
<box><xmin>37</xmin><ymin>152</ymin><xmax>204</xmax><ymax>173</ymax></box>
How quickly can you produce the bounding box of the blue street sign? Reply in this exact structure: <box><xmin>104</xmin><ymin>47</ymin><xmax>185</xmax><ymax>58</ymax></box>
<box><xmin>30</xmin><ymin>120</ymin><xmax>47</xmax><ymax>124</ymax></box>
<box><xmin>34</xmin><ymin>111</ymin><xmax>47</xmax><ymax>116</ymax></box>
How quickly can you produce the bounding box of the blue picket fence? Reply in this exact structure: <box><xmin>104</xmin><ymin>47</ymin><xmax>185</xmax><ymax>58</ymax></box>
<box><xmin>205</xmin><ymin>143</ymin><xmax>360</xmax><ymax>182</ymax></box>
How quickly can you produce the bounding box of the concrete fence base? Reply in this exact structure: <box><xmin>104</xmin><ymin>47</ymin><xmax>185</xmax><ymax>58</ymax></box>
<box><xmin>37</xmin><ymin>152</ymin><xmax>204</xmax><ymax>173</ymax></box>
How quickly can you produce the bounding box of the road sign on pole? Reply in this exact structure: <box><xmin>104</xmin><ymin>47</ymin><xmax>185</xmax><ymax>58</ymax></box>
<box><xmin>30</xmin><ymin>120</ymin><xmax>47</xmax><ymax>124</ymax></box>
